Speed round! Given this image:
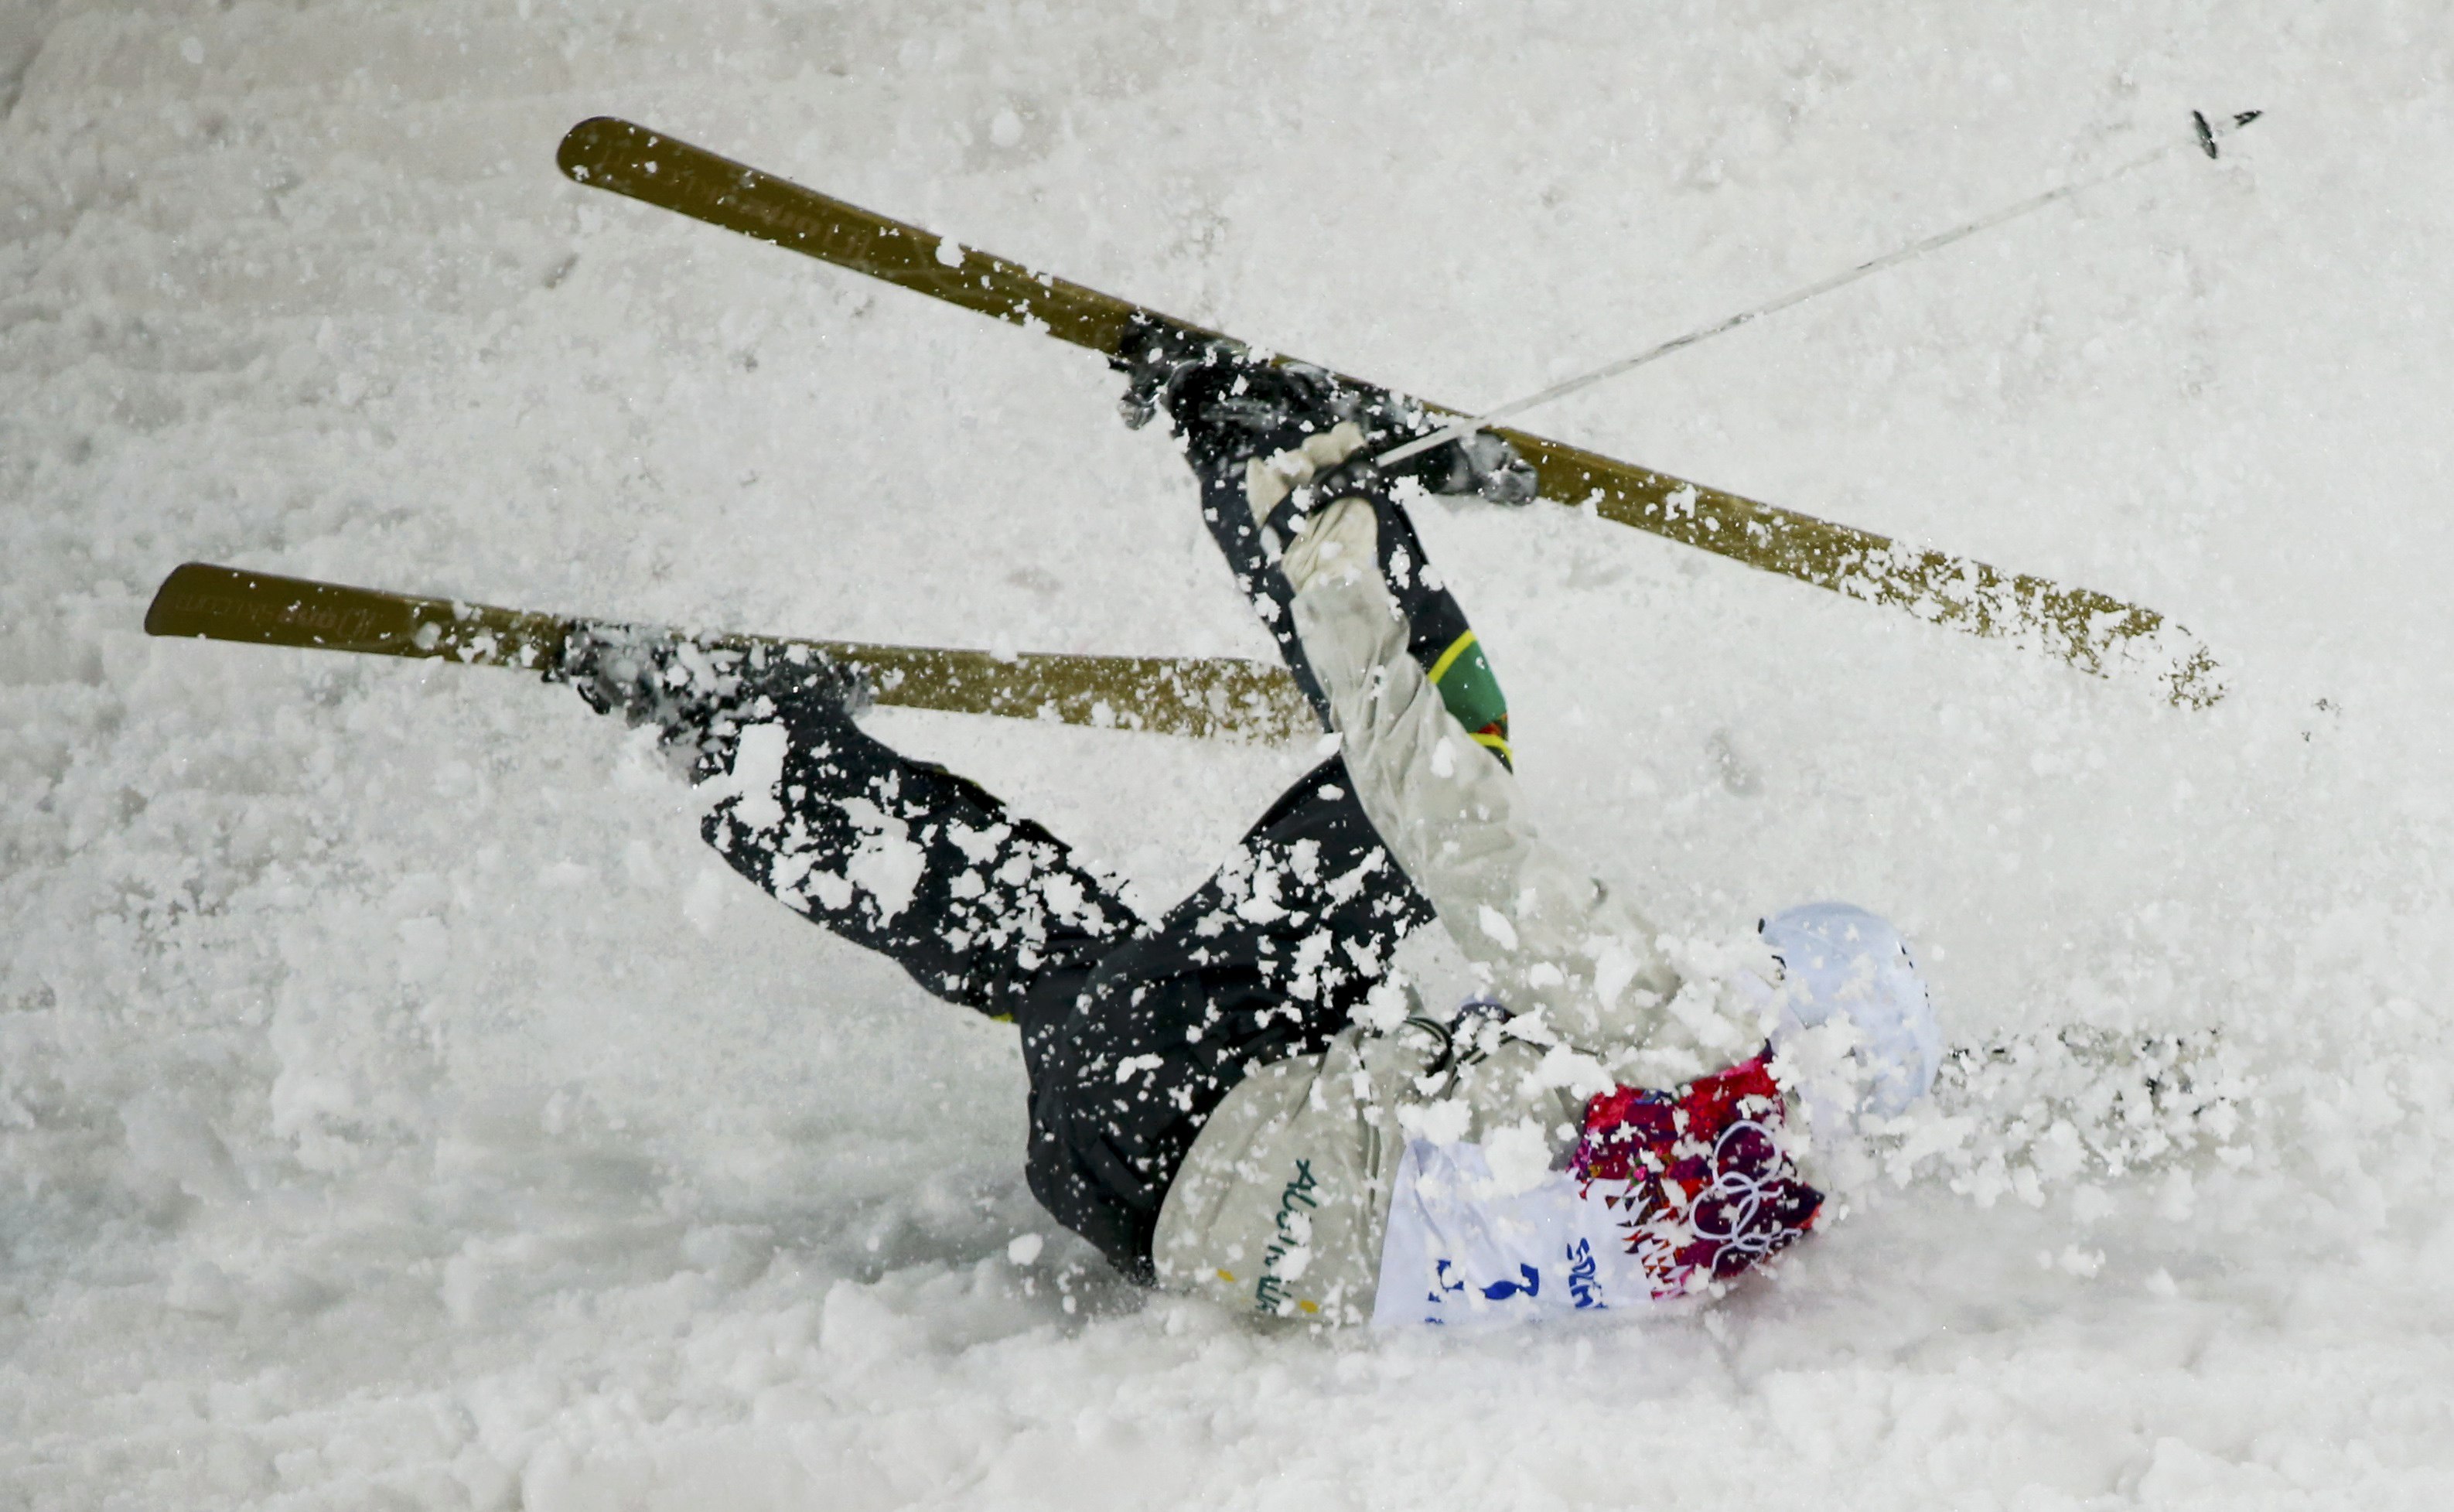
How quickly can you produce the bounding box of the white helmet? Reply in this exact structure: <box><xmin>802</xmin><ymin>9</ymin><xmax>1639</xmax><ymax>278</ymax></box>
<box><xmin>1760</xmin><ymin>903</ymin><xmax>1940</xmax><ymax>1122</ymax></box>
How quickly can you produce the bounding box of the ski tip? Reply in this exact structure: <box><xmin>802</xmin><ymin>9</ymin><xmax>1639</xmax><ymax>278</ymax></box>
<box><xmin>555</xmin><ymin>117</ymin><xmax>649</xmax><ymax>183</ymax></box>
<box><xmin>144</xmin><ymin>561</ymin><xmax>237</xmax><ymax>637</ymax></box>
<box><xmin>2127</xmin><ymin>613</ymin><xmax>2228</xmax><ymax>710</ymax></box>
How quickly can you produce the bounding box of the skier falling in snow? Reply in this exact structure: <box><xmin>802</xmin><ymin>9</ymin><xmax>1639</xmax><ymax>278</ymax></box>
<box><xmin>558</xmin><ymin>344</ymin><xmax>1941</xmax><ymax>1327</ymax></box>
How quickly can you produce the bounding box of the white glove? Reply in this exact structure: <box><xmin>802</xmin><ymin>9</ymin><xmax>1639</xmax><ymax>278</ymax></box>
<box><xmin>1243</xmin><ymin>421</ymin><xmax>1368</xmax><ymax>527</ymax></box>
<box><xmin>1281</xmin><ymin>496</ymin><xmax>1381</xmax><ymax>595</ymax></box>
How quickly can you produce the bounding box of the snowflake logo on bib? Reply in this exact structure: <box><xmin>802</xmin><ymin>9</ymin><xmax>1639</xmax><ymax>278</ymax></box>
<box><xmin>1569</xmin><ymin>1053</ymin><xmax>1823</xmax><ymax>1299</ymax></box>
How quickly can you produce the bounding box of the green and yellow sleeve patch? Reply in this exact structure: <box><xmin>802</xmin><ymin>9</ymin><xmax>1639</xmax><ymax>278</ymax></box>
<box><xmin>1425</xmin><ymin>630</ymin><xmax>1513</xmax><ymax>770</ymax></box>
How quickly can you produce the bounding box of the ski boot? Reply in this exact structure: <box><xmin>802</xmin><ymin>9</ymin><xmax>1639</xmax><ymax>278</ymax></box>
<box><xmin>1125</xmin><ymin>323</ymin><xmax>1516</xmax><ymax>768</ymax></box>
<box><xmin>555</xmin><ymin>621</ymin><xmax>871</xmax><ymax>778</ymax></box>
<box><xmin>1110</xmin><ymin>313</ymin><xmax>1537</xmax><ymax>510</ymax></box>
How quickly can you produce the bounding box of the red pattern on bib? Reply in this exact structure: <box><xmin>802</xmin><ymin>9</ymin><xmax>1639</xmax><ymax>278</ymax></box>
<box><xmin>1571</xmin><ymin>1053</ymin><xmax>1824</xmax><ymax>1299</ymax></box>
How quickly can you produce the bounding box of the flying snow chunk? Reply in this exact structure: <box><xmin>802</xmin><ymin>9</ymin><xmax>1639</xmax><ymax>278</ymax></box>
<box><xmin>1480</xmin><ymin>1119</ymin><xmax>1555</xmax><ymax>1197</ymax></box>
<box><xmin>719</xmin><ymin>724</ymin><xmax>789</xmax><ymax>832</ymax></box>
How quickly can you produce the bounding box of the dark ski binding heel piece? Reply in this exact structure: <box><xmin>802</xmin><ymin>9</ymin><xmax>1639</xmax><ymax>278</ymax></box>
<box><xmin>555</xmin><ymin>621</ymin><xmax>872</xmax><ymax>759</ymax></box>
<box><xmin>1111</xmin><ymin>312</ymin><xmax>1536</xmax><ymax>509</ymax></box>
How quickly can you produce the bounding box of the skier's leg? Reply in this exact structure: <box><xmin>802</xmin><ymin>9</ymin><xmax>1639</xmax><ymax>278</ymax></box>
<box><xmin>1012</xmin><ymin>756</ymin><xmax>1435</xmax><ymax>1277</ymax></box>
<box><xmin>1186</xmin><ymin>440</ymin><xmax>1331</xmax><ymax>722</ymax></box>
<box><xmin>1130</xmin><ymin>342</ymin><xmax>1523</xmax><ymax>765</ymax></box>
<box><xmin>563</xmin><ymin>626</ymin><xmax>1134</xmax><ymax>1019</ymax></box>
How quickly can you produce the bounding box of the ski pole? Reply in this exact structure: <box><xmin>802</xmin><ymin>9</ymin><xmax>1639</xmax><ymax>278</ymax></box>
<box><xmin>1378</xmin><ymin>109</ymin><xmax>2262</xmax><ymax>468</ymax></box>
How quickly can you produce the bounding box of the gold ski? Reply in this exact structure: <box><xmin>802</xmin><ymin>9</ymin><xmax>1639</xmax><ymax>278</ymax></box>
<box><xmin>555</xmin><ymin>115</ymin><xmax>2223</xmax><ymax>708</ymax></box>
<box><xmin>143</xmin><ymin>562</ymin><xmax>1314</xmax><ymax>744</ymax></box>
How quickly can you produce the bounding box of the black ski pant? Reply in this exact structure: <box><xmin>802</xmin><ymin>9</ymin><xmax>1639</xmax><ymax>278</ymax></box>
<box><xmin>698</xmin><ymin>702</ymin><xmax>1431</xmax><ymax>1280</ymax></box>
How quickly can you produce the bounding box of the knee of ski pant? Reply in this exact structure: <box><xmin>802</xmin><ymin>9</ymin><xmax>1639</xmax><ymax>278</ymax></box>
<box><xmin>1021</xmin><ymin>971</ymin><xmax>1234</xmax><ymax>1133</ymax></box>
<box><xmin>1022</xmin><ymin>1136</ymin><xmax>1157</xmax><ymax>1283</ymax></box>
<box><xmin>1019</xmin><ymin>1025</ymin><xmax>1173</xmax><ymax>1281</ymax></box>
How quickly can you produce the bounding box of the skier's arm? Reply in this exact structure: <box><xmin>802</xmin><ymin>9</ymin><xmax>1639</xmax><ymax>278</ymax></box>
<box><xmin>1283</xmin><ymin>500</ymin><xmax>1745</xmax><ymax>1078</ymax></box>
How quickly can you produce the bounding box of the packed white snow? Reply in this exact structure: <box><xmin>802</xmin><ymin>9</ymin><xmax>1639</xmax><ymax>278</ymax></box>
<box><xmin>5</xmin><ymin>2</ymin><xmax>2454</xmax><ymax>1507</ymax></box>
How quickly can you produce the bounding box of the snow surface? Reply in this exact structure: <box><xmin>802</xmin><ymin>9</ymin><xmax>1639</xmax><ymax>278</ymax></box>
<box><xmin>6</xmin><ymin>2</ymin><xmax>2454</xmax><ymax>1507</ymax></box>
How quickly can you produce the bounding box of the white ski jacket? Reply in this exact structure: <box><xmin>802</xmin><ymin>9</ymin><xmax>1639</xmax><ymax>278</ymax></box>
<box><xmin>1149</xmin><ymin>500</ymin><xmax>1762</xmax><ymax>1324</ymax></box>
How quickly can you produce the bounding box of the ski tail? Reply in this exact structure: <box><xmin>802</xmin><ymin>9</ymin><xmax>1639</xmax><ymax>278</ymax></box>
<box><xmin>143</xmin><ymin>563</ymin><xmax>1313</xmax><ymax>743</ymax></box>
<box><xmin>555</xmin><ymin>117</ymin><xmax>1205</xmax><ymax>356</ymax></box>
<box><xmin>145</xmin><ymin>561</ymin><xmax>569</xmax><ymax>667</ymax></box>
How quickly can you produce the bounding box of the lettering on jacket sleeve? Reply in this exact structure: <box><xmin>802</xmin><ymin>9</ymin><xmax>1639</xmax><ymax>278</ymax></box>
<box><xmin>1253</xmin><ymin>1159</ymin><xmax>1323</xmax><ymax>1316</ymax></box>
